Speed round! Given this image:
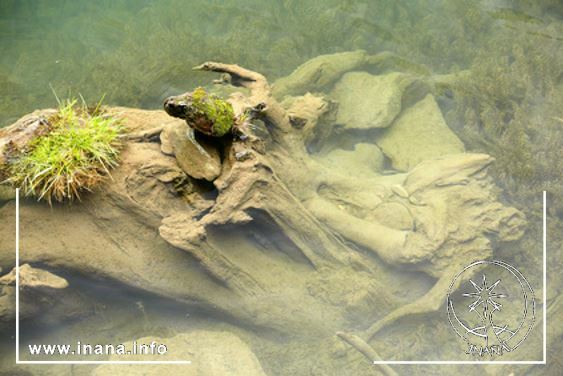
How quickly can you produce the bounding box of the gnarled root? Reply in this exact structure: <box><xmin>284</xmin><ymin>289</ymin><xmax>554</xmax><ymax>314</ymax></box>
<box><xmin>336</xmin><ymin>331</ymin><xmax>398</xmax><ymax>376</ymax></box>
<box><xmin>272</xmin><ymin>50</ymin><xmax>431</xmax><ymax>98</ymax></box>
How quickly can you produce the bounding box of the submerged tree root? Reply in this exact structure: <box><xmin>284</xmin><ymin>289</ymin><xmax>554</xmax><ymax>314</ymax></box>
<box><xmin>0</xmin><ymin>51</ymin><xmax>527</xmax><ymax>373</ymax></box>
<box><xmin>337</xmin><ymin>332</ymin><xmax>398</xmax><ymax>376</ymax></box>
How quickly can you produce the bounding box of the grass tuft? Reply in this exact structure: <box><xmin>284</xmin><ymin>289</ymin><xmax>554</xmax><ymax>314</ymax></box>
<box><xmin>7</xmin><ymin>98</ymin><xmax>123</xmax><ymax>204</ymax></box>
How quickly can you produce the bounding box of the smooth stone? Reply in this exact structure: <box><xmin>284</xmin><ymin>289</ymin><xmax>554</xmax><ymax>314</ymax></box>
<box><xmin>162</xmin><ymin>122</ymin><xmax>222</xmax><ymax>181</ymax></box>
<box><xmin>331</xmin><ymin>71</ymin><xmax>415</xmax><ymax>130</ymax></box>
<box><xmin>375</xmin><ymin>94</ymin><xmax>465</xmax><ymax>171</ymax></box>
<box><xmin>0</xmin><ymin>263</ymin><xmax>68</xmax><ymax>289</ymax></box>
<box><xmin>319</xmin><ymin>143</ymin><xmax>384</xmax><ymax>177</ymax></box>
<box><xmin>0</xmin><ymin>264</ymin><xmax>71</xmax><ymax>329</ymax></box>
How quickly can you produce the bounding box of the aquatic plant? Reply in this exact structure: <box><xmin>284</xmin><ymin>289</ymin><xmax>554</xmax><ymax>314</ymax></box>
<box><xmin>6</xmin><ymin>98</ymin><xmax>123</xmax><ymax>203</ymax></box>
<box><xmin>438</xmin><ymin>21</ymin><xmax>563</xmax><ymax>303</ymax></box>
<box><xmin>444</xmin><ymin>30</ymin><xmax>561</xmax><ymax>185</ymax></box>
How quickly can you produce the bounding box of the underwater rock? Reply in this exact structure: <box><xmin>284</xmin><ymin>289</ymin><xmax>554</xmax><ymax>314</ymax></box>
<box><xmin>92</xmin><ymin>331</ymin><xmax>267</xmax><ymax>376</ymax></box>
<box><xmin>0</xmin><ymin>264</ymin><xmax>70</xmax><ymax>330</ymax></box>
<box><xmin>317</xmin><ymin>143</ymin><xmax>384</xmax><ymax>177</ymax></box>
<box><xmin>0</xmin><ymin>263</ymin><xmax>68</xmax><ymax>289</ymax></box>
<box><xmin>331</xmin><ymin>72</ymin><xmax>415</xmax><ymax>130</ymax></box>
<box><xmin>160</xmin><ymin>122</ymin><xmax>222</xmax><ymax>181</ymax></box>
<box><xmin>375</xmin><ymin>94</ymin><xmax>465</xmax><ymax>171</ymax></box>
<box><xmin>273</xmin><ymin>50</ymin><xmax>373</xmax><ymax>97</ymax></box>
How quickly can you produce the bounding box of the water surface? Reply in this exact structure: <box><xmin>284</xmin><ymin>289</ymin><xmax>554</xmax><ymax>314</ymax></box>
<box><xmin>0</xmin><ymin>0</ymin><xmax>561</xmax><ymax>375</ymax></box>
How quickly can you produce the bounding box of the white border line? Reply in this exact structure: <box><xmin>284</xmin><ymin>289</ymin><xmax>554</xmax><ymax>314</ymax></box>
<box><xmin>17</xmin><ymin>360</ymin><xmax>193</xmax><ymax>365</ymax></box>
<box><xmin>543</xmin><ymin>190</ymin><xmax>547</xmax><ymax>364</ymax></box>
<box><xmin>15</xmin><ymin>188</ymin><xmax>20</xmax><ymax>364</ymax></box>
<box><xmin>373</xmin><ymin>190</ymin><xmax>547</xmax><ymax>366</ymax></box>
<box><xmin>14</xmin><ymin>188</ymin><xmax>191</xmax><ymax>365</ymax></box>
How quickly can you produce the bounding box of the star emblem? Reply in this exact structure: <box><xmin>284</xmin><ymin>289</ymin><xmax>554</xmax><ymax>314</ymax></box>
<box><xmin>463</xmin><ymin>274</ymin><xmax>507</xmax><ymax>319</ymax></box>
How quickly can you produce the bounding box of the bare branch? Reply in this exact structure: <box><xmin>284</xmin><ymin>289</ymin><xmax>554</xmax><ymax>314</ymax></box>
<box><xmin>337</xmin><ymin>332</ymin><xmax>398</xmax><ymax>376</ymax></box>
<box><xmin>195</xmin><ymin>61</ymin><xmax>293</xmax><ymax>138</ymax></box>
<box><xmin>193</xmin><ymin>62</ymin><xmax>268</xmax><ymax>90</ymax></box>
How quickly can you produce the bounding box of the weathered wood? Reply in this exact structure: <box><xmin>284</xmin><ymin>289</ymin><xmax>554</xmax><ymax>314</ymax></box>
<box><xmin>0</xmin><ymin>53</ymin><xmax>527</xmax><ymax>369</ymax></box>
<box><xmin>0</xmin><ymin>109</ymin><xmax>56</xmax><ymax>172</ymax></box>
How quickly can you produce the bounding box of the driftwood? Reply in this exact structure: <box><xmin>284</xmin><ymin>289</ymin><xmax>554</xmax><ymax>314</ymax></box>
<box><xmin>0</xmin><ymin>109</ymin><xmax>56</xmax><ymax>180</ymax></box>
<box><xmin>0</xmin><ymin>51</ymin><xmax>527</xmax><ymax>371</ymax></box>
<box><xmin>164</xmin><ymin>59</ymin><xmax>526</xmax><ymax>362</ymax></box>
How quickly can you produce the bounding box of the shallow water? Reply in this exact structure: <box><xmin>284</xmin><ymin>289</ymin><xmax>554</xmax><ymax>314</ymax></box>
<box><xmin>2</xmin><ymin>0</ymin><xmax>559</xmax><ymax>128</ymax></box>
<box><xmin>0</xmin><ymin>0</ymin><xmax>562</xmax><ymax>375</ymax></box>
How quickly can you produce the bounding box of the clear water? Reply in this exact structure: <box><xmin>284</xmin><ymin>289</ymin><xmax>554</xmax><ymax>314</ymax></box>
<box><xmin>2</xmin><ymin>0</ymin><xmax>559</xmax><ymax>127</ymax></box>
<box><xmin>1</xmin><ymin>0</ymin><xmax>562</xmax><ymax>375</ymax></box>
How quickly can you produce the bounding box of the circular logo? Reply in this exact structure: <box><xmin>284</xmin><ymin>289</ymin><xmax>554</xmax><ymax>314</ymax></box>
<box><xmin>446</xmin><ymin>260</ymin><xmax>535</xmax><ymax>357</ymax></box>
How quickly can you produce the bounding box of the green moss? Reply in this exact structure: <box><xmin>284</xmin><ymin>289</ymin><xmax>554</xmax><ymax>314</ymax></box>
<box><xmin>6</xmin><ymin>98</ymin><xmax>123</xmax><ymax>203</ymax></box>
<box><xmin>191</xmin><ymin>87</ymin><xmax>234</xmax><ymax>137</ymax></box>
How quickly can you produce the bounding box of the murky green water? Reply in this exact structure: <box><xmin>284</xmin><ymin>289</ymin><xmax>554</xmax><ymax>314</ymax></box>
<box><xmin>2</xmin><ymin>0</ymin><xmax>559</xmax><ymax>127</ymax></box>
<box><xmin>1</xmin><ymin>0</ymin><xmax>562</xmax><ymax>375</ymax></box>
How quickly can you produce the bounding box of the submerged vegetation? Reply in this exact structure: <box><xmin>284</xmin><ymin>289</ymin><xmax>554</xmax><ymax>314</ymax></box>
<box><xmin>0</xmin><ymin>1</ymin><xmax>561</xmax><ymax>373</ymax></box>
<box><xmin>6</xmin><ymin>98</ymin><xmax>123</xmax><ymax>203</ymax></box>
